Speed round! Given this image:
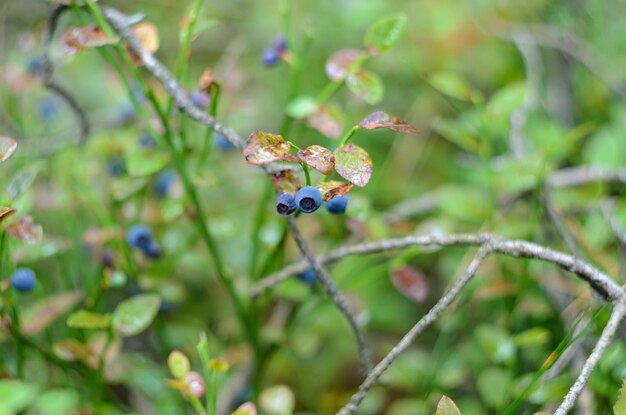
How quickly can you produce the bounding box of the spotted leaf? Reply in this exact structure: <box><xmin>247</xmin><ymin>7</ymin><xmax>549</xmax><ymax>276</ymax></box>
<box><xmin>334</xmin><ymin>144</ymin><xmax>373</xmax><ymax>187</ymax></box>
<box><xmin>297</xmin><ymin>145</ymin><xmax>335</xmax><ymax>175</ymax></box>
<box><xmin>243</xmin><ymin>131</ymin><xmax>297</xmax><ymax>165</ymax></box>
<box><xmin>358</xmin><ymin>111</ymin><xmax>418</xmax><ymax>133</ymax></box>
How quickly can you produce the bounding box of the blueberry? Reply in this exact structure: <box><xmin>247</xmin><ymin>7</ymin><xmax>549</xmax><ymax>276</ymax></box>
<box><xmin>325</xmin><ymin>195</ymin><xmax>349</xmax><ymax>214</ymax></box>
<box><xmin>154</xmin><ymin>169</ymin><xmax>176</xmax><ymax>198</ymax></box>
<box><xmin>214</xmin><ymin>134</ymin><xmax>236</xmax><ymax>151</ymax></box>
<box><xmin>39</xmin><ymin>97</ymin><xmax>59</xmax><ymax>121</ymax></box>
<box><xmin>142</xmin><ymin>240</ymin><xmax>162</xmax><ymax>259</ymax></box>
<box><xmin>101</xmin><ymin>249</ymin><xmax>115</xmax><ymax>268</ymax></box>
<box><xmin>295</xmin><ymin>186</ymin><xmax>323</xmax><ymax>213</ymax></box>
<box><xmin>189</xmin><ymin>91</ymin><xmax>210</xmax><ymax>109</ymax></box>
<box><xmin>261</xmin><ymin>47</ymin><xmax>280</xmax><ymax>67</ymax></box>
<box><xmin>139</xmin><ymin>133</ymin><xmax>157</xmax><ymax>148</ymax></box>
<box><xmin>273</xmin><ymin>36</ymin><xmax>287</xmax><ymax>53</ymax></box>
<box><xmin>27</xmin><ymin>57</ymin><xmax>43</xmax><ymax>76</ymax></box>
<box><xmin>276</xmin><ymin>193</ymin><xmax>297</xmax><ymax>216</ymax></box>
<box><xmin>11</xmin><ymin>268</ymin><xmax>36</xmax><ymax>293</ymax></box>
<box><xmin>126</xmin><ymin>224</ymin><xmax>153</xmax><ymax>249</ymax></box>
<box><xmin>297</xmin><ymin>267</ymin><xmax>317</xmax><ymax>284</ymax></box>
<box><xmin>107</xmin><ymin>157</ymin><xmax>126</xmax><ymax>177</ymax></box>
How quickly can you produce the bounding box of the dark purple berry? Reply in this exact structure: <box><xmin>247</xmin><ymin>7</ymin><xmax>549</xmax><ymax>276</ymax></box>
<box><xmin>325</xmin><ymin>195</ymin><xmax>349</xmax><ymax>214</ymax></box>
<box><xmin>273</xmin><ymin>36</ymin><xmax>287</xmax><ymax>53</ymax></box>
<box><xmin>295</xmin><ymin>186</ymin><xmax>323</xmax><ymax>213</ymax></box>
<box><xmin>101</xmin><ymin>249</ymin><xmax>116</xmax><ymax>268</ymax></box>
<box><xmin>276</xmin><ymin>193</ymin><xmax>297</xmax><ymax>216</ymax></box>
<box><xmin>126</xmin><ymin>224</ymin><xmax>153</xmax><ymax>249</ymax></box>
<box><xmin>189</xmin><ymin>91</ymin><xmax>210</xmax><ymax>109</ymax></box>
<box><xmin>262</xmin><ymin>47</ymin><xmax>280</xmax><ymax>67</ymax></box>
<box><xmin>11</xmin><ymin>268</ymin><xmax>36</xmax><ymax>293</ymax></box>
<box><xmin>297</xmin><ymin>268</ymin><xmax>317</xmax><ymax>284</ymax></box>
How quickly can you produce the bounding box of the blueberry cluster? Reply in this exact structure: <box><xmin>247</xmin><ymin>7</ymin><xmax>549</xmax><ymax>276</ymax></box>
<box><xmin>11</xmin><ymin>268</ymin><xmax>36</xmax><ymax>293</ymax></box>
<box><xmin>276</xmin><ymin>186</ymin><xmax>349</xmax><ymax>216</ymax></box>
<box><xmin>126</xmin><ymin>224</ymin><xmax>162</xmax><ymax>259</ymax></box>
<box><xmin>261</xmin><ymin>36</ymin><xmax>287</xmax><ymax>67</ymax></box>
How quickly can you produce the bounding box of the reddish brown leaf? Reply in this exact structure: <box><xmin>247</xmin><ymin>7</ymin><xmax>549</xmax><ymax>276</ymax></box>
<box><xmin>61</xmin><ymin>26</ymin><xmax>119</xmax><ymax>55</ymax></box>
<box><xmin>198</xmin><ymin>68</ymin><xmax>216</xmax><ymax>92</ymax></box>
<box><xmin>358</xmin><ymin>111</ymin><xmax>419</xmax><ymax>133</ymax></box>
<box><xmin>127</xmin><ymin>23</ymin><xmax>159</xmax><ymax>66</ymax></box>
<box><xmin>271</xmin><ymin>169</ymin><xmax>302</xmax><ymax>194</ymax></box>
<box><xmin>53</xmin><ymin>339</ymin><xmax>93</xmax><ymax>362</ymax></box>
<box><xmin>0</xmin><ymin>207</ymin><xmax>16</xmax><ymax>224</ymax></box>
<box><xmin>6</xmin><ymin>216</ymin><xmax>43</xmax><ymax>243</ymax></box>
<box><xmin>243</xmin><ymin>131</ymin><xmax>297</xmax><ymax>165</ymax></box>
<box><xmin>390</xmin><ymin>266</ymin><xmax>428</xmax><ymax>303</ymax></box>
<box><xmin>333</xmin><ymin>144</ymin><xmax>373</xmax><ymax>187</ymax></box>
<box><xmin>307</xmin><ymin>105</ymin><xmax>344</xmax><ymax>139</ymax></box>
<box><xmin>316</xmin><ymin>181</ymin><xmax>353</xmax><ymax>201</ymax></box>
<box><xmin>0</xmin><ymin>136</ymin><xmax>17</xmax><ymax>164</ymax></box>
<box><xmin>297</xmin><ymin>145</ymin><xmax>335</xmax><ymax>175</ymax></box>
<box><xmin>22</xmin><ymin>290</ymin><xmax>84</xmax><ymax>335</ymax></box>
<box><xmin>325</xmin><ymin>49</ymin><xmax>361</xmax><ymax>82</ymax></box>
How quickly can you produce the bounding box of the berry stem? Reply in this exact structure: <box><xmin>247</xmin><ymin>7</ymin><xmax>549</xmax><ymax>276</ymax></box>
<box><xmin>339</xmin><ymin>125</ymin><xmax>359</xmax><ymax>147</ymax></box>
<box><xmin>197</xmin><ymin>82</ymin><xmax>222</xmax><ymax>172</ymax></box>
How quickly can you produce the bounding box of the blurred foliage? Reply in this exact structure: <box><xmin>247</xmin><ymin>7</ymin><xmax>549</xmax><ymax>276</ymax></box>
<box><xmin>1</xmin><ymin>0</ymin><xmax>626</xmax><ymax>414</ymax></box>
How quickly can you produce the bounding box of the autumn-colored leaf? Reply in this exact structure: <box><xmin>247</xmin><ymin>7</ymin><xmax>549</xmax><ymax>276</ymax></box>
<box><xmin>232</xmin><ymin>402</ymin><xmax>257</xmax><ymax>415</ymax></box>
<box><xmin>346</xmin><ymin>70</ymin><xmax>384</xmax><ymax>104</ymax></box>
<box><xmin>307</xmin><ymin>105</ymin><xmax>344</xmax><ymax>139</ymax></box>
<box><xmin>297</xmin><ymin>145</ymin><xmax>335</xmax><ymax>175</ymax></box>
<box><xmin>316</xmin><ymin>181</ymin><xmax>353</xmax><ymax>201</ymax></box>
<box><xmin>22</xmin><ymin>290</ymin><xmax>84</xmax><ymax>335</ymax></box>
<box><xmin>6</xmin><ymin>216</ymin><xmax>43</xmax><ymax>243</ymax></box>
<box><xmin>325</xmin><ymin>49</ymin><xmax>361</xmax><ymax>82</ymax></box>
<box><xmin>0</xmin><ymin>136</ymin><xmax>17</xmax><ymax>164</ymax></box>
<box><xmin>333</xmin><ymin>144</ymin><xmax>373</xmax><ymax>187</ymax></box>
<box><xmin>390</xmin><ymin>266</ymin><xmax>428</xmax><ymax>303</ymax></box>
<box><xmin>0</xmin><ymin>207</ymin><xmax>16</xmax><ymax>224</ymax></box>
<box><xmin>436</xmin><ymin>395</ymin><xmax>462</xmax><ymax>415</ymax></box>
<box><xmin>358</xmin><ymin>111</ymin><xmax>419</xmax><ymax>133</ymax></box>
<box><xmin>53</xmin><ymin>339</ymin><xmax>93</xmax><ymax>362</ymax></box>
<box><xmin>243</xmin><ymin>131</ymin><xmax>298</xmax><ymax>165</ymax></box>
<box><xmin>271</xmin><ymin>169</ymin><xmax>302</xmax><ymax>194</ymax></box>
<box><xmin>127</xmin><ymin>23</ymin><xmax>159</xmax><ymax>66</ymax></box>
<box><xmin>60</xmin><ymin>26</ymin><xmax>119</xmax><ymax>55</ymax></box>
<box><xmin>198</xmin><ymin>68</ymin><xmax>216</xmax><ymax>92</ymax></box>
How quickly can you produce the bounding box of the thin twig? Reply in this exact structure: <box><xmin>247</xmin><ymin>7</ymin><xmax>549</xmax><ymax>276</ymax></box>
<box><xmin>251</xmin><ymin>233</ymin><xmax>625</xmax><ymax>301</ymax></box>
<box><xmin>336</xmin><ymin>246</ymin><xmax>490</xmax><ymax>415</ymax></box>
<box><xmin>286</xmin><ymin>216</ymin><xmax>372</xmax><ymax>375</ymax></box>
<box><xmin>601</xmin><ymin>200</ymin><xmax>626</xmax><ymax>248</ymax></box>
<box><xmin>41</xmin><ymin>4</ymin><xmax>90</xmax><ymax>146</ymax></box>
<box><xmin>553</xmin><ymin>301</ymin><xmax>626</xmax><ymax>415</ymax></box>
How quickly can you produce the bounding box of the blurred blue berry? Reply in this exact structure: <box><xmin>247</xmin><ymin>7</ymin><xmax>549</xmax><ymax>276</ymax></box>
<box><xmin>295</xmin><ymin>186</ymin><xmax>322</xmax><ymax>213</ymax></box>
<box><xmin>107</xmin><ymin>157</ymin><xmax>126</xmax><ymax>177</ymax></box>
<box><xmin>126</xmin><ymin>224</ymin><xmax>153</xmax><ymax>249</ymax></box>
<box><xmin>39</xmin><ymin>97</ymin><xmax>59</xmax><ymax>121</ymax></box>
<box><xmin>101</xmin><ymin>249</ymin><xmax>115</xmax><ymax>268</ymax></box>
<box><xmin>262</xmin><ymin>47</ymin><xmax>280</xmax><ymax>67</ymax></box>
<box><xmin>214</xmin><ymin>134</ymin><xmax>236</xmax><ymax>151</ymax></box>
<box><xmin>142</xmin><ymin>240</ymin><xmax>162</xmax><ymax>259</ymax></box>
<box><xmin>325</xmin><ymin>195</ymin><xmax>349</xmax><ymax>214</ymax></box>
<box><xmin>27</xmin><ymin>57</ymin><xmax>43</xmax><ymax>76</ymax></box>
<box><xmin>189</xmin><ymin>90</ymin><xmax>210</xmax><ymax>109</ymax></box>
<box><xmin>11</xmin><ymin>268</ymin><xmax>36</xmax><ymax>293</ymax></box>
<box><xmin>139</xmin><ymin>133</ymin><xmax>157</xmax><ymax>148</ymax></box>
<box><xmin>154</xmin><ymin>169</ymin><xmax>176</xmax><ymax>198</ymax></box>
<box><xmin>273</xmin><ymin>36</ymin><xmax>287</xmax><ymax>53</ymax></box>
<box><xmin>297</xmin><ymin>267</ymin><xmax>317</xmax><ymax>284</ymax></box>
<box><xmin>276</xmin><ymin>193</ymin><xmax>297</xmax><ymax>215</ymax></box>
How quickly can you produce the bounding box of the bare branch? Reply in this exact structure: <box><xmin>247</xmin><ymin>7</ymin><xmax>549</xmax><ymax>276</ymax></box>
<box><xmin>285</xmin><ymin>216</ymin><xmax>372</xmax><ymax>375</ymax></box>
<box><xmin>41</xmin><ymin>4</ymin><xmax>91</xmax><ymax>146</ymax></box>
<box><xmin>336</xmin><ymin>246</ymin><xmax>490</xmax><ymax>415</ymax></box>
<box><xmin>553</xmin><ymin>301</ymin><xmax>626</xmax><ymax>415</ymax></box>
<box><xmin>252</xmin><ymin>233</ymin><xmax>625</xmax><ymax>302</ymax></box>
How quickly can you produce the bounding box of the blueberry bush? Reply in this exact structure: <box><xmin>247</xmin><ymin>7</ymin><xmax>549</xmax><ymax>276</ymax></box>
<box><xmin>2</xmin><ymin>0</ymin><xmax>626</xmax><ymax>414</ymax></box>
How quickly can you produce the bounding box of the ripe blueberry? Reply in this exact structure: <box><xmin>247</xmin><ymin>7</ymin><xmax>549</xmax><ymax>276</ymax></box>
<box><xmin>189</xmin><ymin>90</ymin><xmax>210</xmax><ymax>109</ymax></box>
<box><xmin>154</xmin><ymin>169</ymin><xmax>176</xmax><ymax>198</ymax></box>
<box><xmin>27</xmin><ymin>57</ymin><xmax>43</xmax><ymax>76</ymax></box>
<box><xmin>295</xmin><ymin>186</ymin><xmax>322</xmax><ymax>213</ymax></box>
<box><xmin>215</xmin><ymin>134</ymin><xmax>235</xmax><ymax>151</ymax></box>
<box><xmin>142</xmin><ymin>240</ymin><xmax>162</xmax><ymax>259</ymax></box>
<box><xmin>297</xmin><ymin>268</ymin><xmax>317</xmax><ymax>284</ymax></box>
<box><xmin>261</xmin><ymin>47</ymin><xmax>280</xmax><ymax>67</ymax></box>
<box><xmin>139</xmin><ymin>133</ymin><xmax>157</xmax><ymax>148</ymax></box>
<box><xmin>107</xmin><ymin>157</ymin><xmax>126</xmax><ymax>177</ymax></box>
<box><xmin>325</xmin><ymin>195</ymin><xmax>349</xmax><ymax>214</ymax></box>
<box><xmin>126</xmin><ymin>224</ymin><xmax>153</xmax><ymax>249</ymax></box>
<box><xmin>273</xmin><ymin>36</ymin><xmax>287</xmax><ymax>54</ymax></box>
<box><xmin>11</xmin><ymin>268</ymin><xmax>36</xmax><ymax>293</ymax></box>
<box><xmin>276</xmin><ymin>193</ymin><xmax>297</xmax><ymax>216</ymax></box>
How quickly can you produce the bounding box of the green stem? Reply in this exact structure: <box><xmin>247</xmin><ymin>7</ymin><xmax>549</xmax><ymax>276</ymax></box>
<box><xmin>189</xmin><ymin>396</ymin><xmax>207</xmax><ymax>415</ymax></box>
<box><xmin>302</xmin><ymin>163</ymin><xmax>311</xmax><ymax>186</ymax></box>
<box><xmin>249</xmin><ymin>181</ymin><xmax>273</xmax><ymax>277</ymax></box>
<box><xmin>316</xmin><ymin>52</ymin><xmax>369</xmax><ymax>105</ymax></box>
<box><xmin>197</xmin><ymin>83</ymin><xmax>221</xmax><ymax>172</ymax></box>
<box><xmin>197</xmin><ymin>334</ymin><xmax>214</xmax><ymax>415</ymax></box>
<box><xmin>338</xmin><ymin>125</ymin><xmax>359</xmax><ymax>147</ymax></box>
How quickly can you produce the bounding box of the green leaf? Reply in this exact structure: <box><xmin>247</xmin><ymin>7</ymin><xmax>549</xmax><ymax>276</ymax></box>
<box><xmin>437</xmin><ymin>186</ymin><xmax>494</xmax><ymax>222</ymax></box>
<box><xmin>486</xmin><ymin>82</ymin><xmax>527</xmax><ymax>120</ymax></box>
<box><xmin>513</xmin><ymin>327</ymin><xmax>551</xmax><ymax>348</ymax></box>
<box><xmin>346</xmin><ymin>70</ymin><xmax>384</xmax><ymax>105</ymax></box>
<box><xmin>0</xmin><ymin>380</ymin><xmax>38</xmax><ymax>413</ymax></box>
<box><xmin>259</xmin><ymin>385</ymin><xmax>295</xmax><ymax>415</ymax></box>
<box><xmin>436</xmin><ymin>395</ymin><xmax>462</xmax><ymax>415</ymax></box>
<box><xmin>475</xmin><ymin>325</ymin><xmax>516</xmax><ymax>364</ymax></box>
<box><xmin>112</xmin><ymin>293</ymin><xmax>161</xmax><ymax>337</ymax></box>
<box><xmin>0</xmin><ymin>206</ymin><xmax>15</xmax><ymax>224</ymax></box>
<box><xmin>297</xmin><ymin>145</ymin><xmax>335</xmax><ymax>175</ymax></box>
<box><xmin>7</xmin><ymin>164</ymin><xmax>42</xmax><ymax>201</ymax></box>
<box><xmin>615</xmin><ymin>379</ymin><xmax>626</xmax><ymax>415</ymax></box>
<box><xmin>126</xmin><ymin>148</ymin><xmax>169</xmax><ymax>177</ymax></box>
<box><xmin>111</xmin><ymin>177</ymin><xmax>149</xmax><ymax>201</ymax></box>
<box><xmin>67</xmin><ymin>310</ymin><xmax>111</xmax><ymax>329</ymax></box>
<box><xmin>32</xmin><ymin>389</ymin><xmax>79</xmax><ymax>415</ymax></box>
<box><xmin>334</xmin><ymin>144</ymin><xmax>373</xmax><ymax>187</ymax></box>
<box><xmin>477</xmin><ymin>367</ymin><xmax>512</xmax><ymax>409</ymax></box>
<box><xmin>0</xmin><ymin>136</ymin><xmax>17</xmax><ymax>164</ymax></box>
<box><xmin>364</xmin><ymin>14</ymin><xmax>407</xmax><ymax>55</ymax></box>
<box><xmin>358</xmin><ymin>111</ymin><xmax>419</xmax><ymax>133</ymax></box>
<box><xmin>53</xmin><ymin>339</ymin><xmax>93</xmax><ymax>362</ymax></box>
<box><xmin>429</xmin><ymin>72</ymin><xmax>483</xmax><ymax>103</ymax></box>
<box><xmin>285</xmin><ymin>96</ymin><xmax>317</xmax><ymax>119</ymax></box>
<box><xmin>243</xmin><ymin>131</ymin><xmax>298</xmax><ymax>165</ymax></box>
<box><xmin>431</xmin><ymin>117</ymin><xmax>480</xmax><ymax>153</ymax></box>
<box><xmin>168</xmin><ymin>350</ymin><xmax>190</xmax><ymax>379</ymax></box>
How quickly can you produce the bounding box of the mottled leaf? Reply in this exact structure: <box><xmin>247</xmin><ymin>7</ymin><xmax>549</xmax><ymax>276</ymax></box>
<box><xmin>0</xmin><ymin>206</ymin><xmax>16</xmax><ymax>223</ymax></box>
<box><xmin>0</xmin><ymin>136</ymin><xmax>17</xmax><ymax>164</ymax></box>
<box><xmin>346</xmin><ymin>70</ymin><xmax>383</xmax><ymax>104</ymax></box>
<box><xmin>285</xmin><ymin>96</ymin><xmax>317</xmax><ymax>119</ymax></box>
<box><xmin>436</xmin><ymin>396</ymin><xmax>462</xmax><ymax>415</ymax></box>
<box><xmin>325</xmin><ymin>49</ymin><xmax>362</xmax><ymax>82</ymax></box>
<box><xmin>334</xmin><ymin>144</ymin><xmax>373</xmax><ymax>187</ymax></box>
<box><xmin>198</xmin><ymin>67</ymin><xmax>216</xmax><ymax>92</ymax></box>
<box><xmin>6</xmin><ymin>216</ymin><xmax>43</xmax><ymax>243</ymax></box>
<box><xmin>364</xmin><ymin>14</ymin><xmax>407</xmax><ymax>55</ymax></box>
<box><xmin>307</xmin><ymin>105</ymin><xmax>344</xmax><ymax>139</ymax></box>
<box><xmin>112</xmin><ymin>293</ymin><xmax>161</xmax><ymax>336</ymax></box>
<box><xmin>390</xmin><ymin>266</ymin><xmax>428</xmax><ymax>303</ymax></box>
<box><xmin>297</xmin><ymin>145</ymin><xmax>335</xmax><ymax>175</ymax></box>
<box><xmin>67</xmin><ymin>310</ymin><xmax>110</xmax><ymax>329</ymax></box>
<box><xmin>358</xmin><ymin>111</ymin><xmax>419</xmax><ymax>133</ymax></box>
<box><xmin>316</xmin><ymin>181</ymin><xmax>353</xmax><ymax>201</ymax></box>
<box><xmin>232</xmin><ymin>402</ymin><xmax>257</xmax><ymax>415</ymax></box>
<box><xmin>271</xmin><ymin>169</ymin><xmax>302</xmax><ymax>194</ymax></box>
<box><xmin>22</xmin><ymin>290</ymin><xmax>84</xmax><ymax>335</ymax></box>
<box><xmin>259</xmin><ymin>385</ymin><xmax>295</xmax><ymax>415</ymax></box>
<box><xmin>615</xmin><ymin>379</ymin><xmax>626</xmax><ymax>415</ymax></box>
<box><xmin>53</xmin><ymin>339</ymin><xmax>93</xmax><ymax>362</ymax></box>
<box><xmin>168</xmin><ymin>350</ymin><xmax>190</xmax><ymax>379</ymax></box>
<box><xmin>243</xmin><ymin>131</ymin><xmax>297</xmax><ymax>165</ymax></box>
<box><xmin>60</xmin><ymin>26</ymin><xmax>119</xmax><ymax>55</ymax></box>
